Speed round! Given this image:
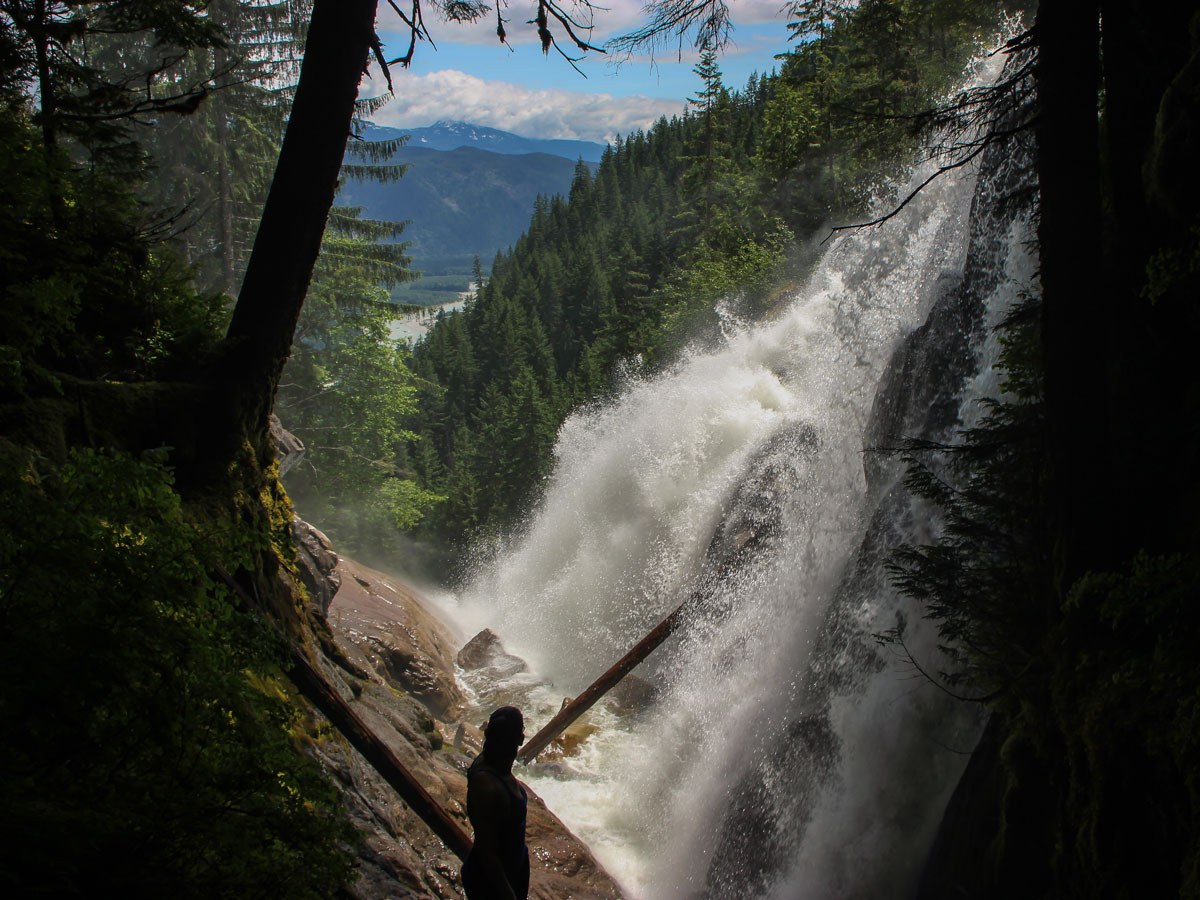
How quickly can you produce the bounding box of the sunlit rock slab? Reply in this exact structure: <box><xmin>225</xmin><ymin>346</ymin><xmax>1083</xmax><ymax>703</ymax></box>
<box><xmin>315</xmin><ymin>552</ymin><xmax>626</xmax><ymax>899</ymax></box>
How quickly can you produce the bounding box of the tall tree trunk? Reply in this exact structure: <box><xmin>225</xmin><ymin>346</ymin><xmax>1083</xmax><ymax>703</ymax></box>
<box><xmin>1098</xmin><ymin>0</ymin><xmax>1196</xmax><ymax>554</ymax></box>
<box><xmin>213</xmin><ymin>17</ymin><xmax>239</xmax><ymax>300</ymax></box>
<box><xmin>221</xmin><ymin>0</ymin><xmax>378</xmax><ymax>447</ymax></box>
<box><xmin>215</xmin><ymin>84</ymin><xmax>238</xmax><ymax>296</ymax></box>
<box><xmin>1034</xmin><ymin>0</ymin><xmax>1107</xmax><ymax>590</ymax></box>
<box><xmin>31</xmin><ymin>0</ymin><xmax>64</xmax><ymax>225</ymax></box>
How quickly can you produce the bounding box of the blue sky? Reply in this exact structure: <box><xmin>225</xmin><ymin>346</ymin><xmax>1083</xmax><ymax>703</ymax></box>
<box><xmin>363</xmin><ymin>0</ymin><xmax>793</xmax><ymax>144</ymax></box>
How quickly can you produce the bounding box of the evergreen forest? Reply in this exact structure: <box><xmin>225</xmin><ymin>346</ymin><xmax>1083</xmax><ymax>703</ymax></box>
<box><xmin>1</xmin><ymin>0</ymin><xmax>1198</xmax><ymax>897</ymax></box>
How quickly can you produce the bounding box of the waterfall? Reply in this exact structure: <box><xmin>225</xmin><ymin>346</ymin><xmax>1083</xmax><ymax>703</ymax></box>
<box><xmin>455</xmin><ymin>46</ymin><xmax>1036</xmax><ymax>900</ymax></box>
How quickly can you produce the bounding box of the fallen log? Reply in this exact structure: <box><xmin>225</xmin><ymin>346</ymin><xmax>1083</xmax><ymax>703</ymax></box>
<box><xmin>516</xmin><ymin>509</ymin><xmax>783</xmax><ymax>765</ymax></box>
<box><xmin>517</xmin><ymin>603</ymin><xmax>688</xmax><ymax>764</ymax></box>
<box><xmin>287</xmin><ymin>647</ymin><xmax>474</xmax><ymax>860</ymax></box>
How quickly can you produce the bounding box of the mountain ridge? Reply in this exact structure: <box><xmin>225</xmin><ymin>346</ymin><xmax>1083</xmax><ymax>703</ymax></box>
<box><xmin>363</xmin><ymin>120</ymin><xmax>607</xmax><ymax>163</ymax></box>
<box><xmin>339</xmin><ymin>143</ymin><xmax>589</xmax><ymax>272</ymax></box>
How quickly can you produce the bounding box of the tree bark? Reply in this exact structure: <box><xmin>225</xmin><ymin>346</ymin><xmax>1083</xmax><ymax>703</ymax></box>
<box><xmin>213</xmin><ymin>20</ymin><xmax>238</xmax><ymax>299</ymax></box>
<box><xmin>287</xmin><ymin>647</ymin><xmax>474</xmax><ymax>860</ymax></box>
<box><xmin>1034</xmin><ymin>0</ymin><xmax>1107</xmax><ymax>589</ymax></box>
<box><xmin>215</xmin><ymin>91</ymin><xmax>238</xmax><ymax>296</ymax></box>
<box><xmin>221</xmin><ymin>0</ymin><xmax>378</xmax><ymax>444</ymax></box>
<box><xmin>1097</xmin><ymin>0</ymin><xmax>1197</xmax><ymax>555</ymax></box>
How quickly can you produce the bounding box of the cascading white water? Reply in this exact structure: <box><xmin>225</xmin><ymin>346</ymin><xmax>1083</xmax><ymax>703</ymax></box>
<box><xmin>453</xmin><ymin>44</ymin><xmax>1035</xmax><ymax>900</ymax></box>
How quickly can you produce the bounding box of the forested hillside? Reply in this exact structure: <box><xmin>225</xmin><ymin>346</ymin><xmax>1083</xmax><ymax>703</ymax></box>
<box><xmin>338</xmin><ymin>145</ymin><xmax>588</xmax><ymax>264</ymax></box>
<box><xmin>396</xmin><ymin>0</ymin><xmax>1013</xmax><ymax>555</ymax></box>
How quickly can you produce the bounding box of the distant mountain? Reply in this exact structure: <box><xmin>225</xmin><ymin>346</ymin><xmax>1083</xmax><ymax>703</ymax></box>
<box><xmin>363</xmin><ymin>120</ymin><xmax>607</xmax><ymax>164</ymax></box>
<box><xmin>338</xmin><ymin>144</ymin><xmax>588</xmax><ymax>267</ymax></box>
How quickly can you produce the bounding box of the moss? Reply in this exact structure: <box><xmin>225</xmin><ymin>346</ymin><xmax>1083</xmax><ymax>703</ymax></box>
<box><xmin>0</xmin><ymin>445</ymin><xmax>356</xmax><ymax>898</ymax></box>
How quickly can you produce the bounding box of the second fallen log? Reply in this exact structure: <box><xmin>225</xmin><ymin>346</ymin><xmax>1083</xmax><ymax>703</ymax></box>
<box><xmin>516</xmin><ymin>603</ymin><xmax>687</xmax><ymax>764</ymax></box>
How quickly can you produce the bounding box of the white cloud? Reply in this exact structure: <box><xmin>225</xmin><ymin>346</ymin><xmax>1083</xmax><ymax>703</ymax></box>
<box><xmin>364</xmin><ymin>69</ymin><xmax>686</xmax><ymax>143</ymax></box>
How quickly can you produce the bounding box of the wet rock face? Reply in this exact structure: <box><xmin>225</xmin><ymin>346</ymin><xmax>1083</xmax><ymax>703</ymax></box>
<box><xmin>313</xmin><ymin>559</ymin><xmax>626</xmax><ymax>900</ymax></box>
<box><xmin>700</xmin><ymin>58</ymin><xmax>1038</xmax><ymax>898</ymax></box>
<box><xmin>292</xmin><ymin>516</ymin><xmax>340</xmax><ymax>618</ymax></box>
<box><xmin>457</xmin><ymin>628</ymin><xmax>530</xmax><ymax>679</ymax></box>
<box><xmin>308</xmin><ymin>678</ymin><xmax>468</xmax><ymax>900</ymax></box>
<box><xmin>327</xmin><ymin>558</ymin><xmax>465</xmax><ymax>719</ymax></box>
<box><xmin>524</xmin><ymin>791</ymin><xmax>624</xmax><ymax>900</ymax></box>
<box><xmin>703</xmin><ymin>423</ymin><xmax>819</xmax><ymax>581</ymax></box>
<box><xmin>862</xmin><ymin>268</ymin><xmax>972</xmax><ymax>500</ymax></box>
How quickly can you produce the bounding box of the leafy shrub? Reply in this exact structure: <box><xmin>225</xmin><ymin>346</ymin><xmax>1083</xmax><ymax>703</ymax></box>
<box><xmin>0</xmin><ymin>447</ymin><xmax>354</xmax><ymax>899</ymax></box>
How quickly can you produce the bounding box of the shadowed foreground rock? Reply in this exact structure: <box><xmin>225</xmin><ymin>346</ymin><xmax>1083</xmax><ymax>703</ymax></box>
<box><xmin>298</xmin><ymin>534</ymin><xmax>625</xmax><ymax>900</ymax></box>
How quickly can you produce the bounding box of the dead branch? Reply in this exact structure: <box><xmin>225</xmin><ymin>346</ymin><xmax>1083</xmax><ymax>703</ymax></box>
<box><xmin>607</xmin><ymin>0</ymin><xmax>731</xmax><ymax>57</ymax></box>
<box><xmin>872</xmin><ymin>626</ymin><xmax>1009</xmax><ymax>705</ymax></box>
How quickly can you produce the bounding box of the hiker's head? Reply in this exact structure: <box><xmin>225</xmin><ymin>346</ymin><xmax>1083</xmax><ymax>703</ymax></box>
<box><xmin>483</xmin><ymin>706</ymin><xmax>524</xmax><ymax>760</ymax></box>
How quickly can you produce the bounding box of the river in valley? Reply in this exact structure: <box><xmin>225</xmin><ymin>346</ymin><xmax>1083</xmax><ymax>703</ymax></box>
<box><xmin>389</xmin><ymin>292</ymin><xmax>472</xmax><ymax>343</ymax></box>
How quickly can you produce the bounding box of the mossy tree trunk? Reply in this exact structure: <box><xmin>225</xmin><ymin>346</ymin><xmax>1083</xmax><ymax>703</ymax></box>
<box><xmin>220</xmin><ymin>0</ymin><xmax>379</xmax><ymax>457</ymax></box>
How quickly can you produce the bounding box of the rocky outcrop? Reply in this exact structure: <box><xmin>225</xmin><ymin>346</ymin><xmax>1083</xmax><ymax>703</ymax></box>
<box><xmin>328</xmin><ymin>557</ymin><xmax>465</xmax><ymax>718</ymax></box>
<box><xmin>270</xmin><ymin>413</ymin><xmax>306</xmax><ymax>476</ymax></box>
<box><xmin>457</xmin><ymin>628</ymin><xmax>529</xmax><ymax>679</ymax></box>
<box><xmin>301</xmin><ymin>539</ymin><xmax>625</xmax><ymax>900</ymax></box>
<box><xmin>292</xmin><ymin>516</ymin><xmax>340</xmax><ymax>618</ymax></box>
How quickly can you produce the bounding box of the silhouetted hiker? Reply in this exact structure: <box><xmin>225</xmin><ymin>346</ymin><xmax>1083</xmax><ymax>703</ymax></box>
<box><xmin>462</xmin><ymin>706</ymin><xmax>530</xmax><ymax>900</ymax></box>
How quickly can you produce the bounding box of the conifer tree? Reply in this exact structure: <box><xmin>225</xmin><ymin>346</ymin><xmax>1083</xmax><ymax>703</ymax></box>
<box><xmin>678</xmin><ymin>45</ymin><xmax>734</xmax><ymax>248</ymax></box>
<box><xmin>783</xmin><ymin>0</ymin><xmax>850</xmax><ymax>207</ymax></box>
<box><xmin>146</xmin><ymin>0</ymin><xmax>310</xmax><ymax>295</ymax></box>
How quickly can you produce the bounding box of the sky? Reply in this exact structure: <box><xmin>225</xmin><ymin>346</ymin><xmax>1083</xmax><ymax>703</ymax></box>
<box><xmin>363</xmin><ymin>0</ymin><xmax>793</xmax><ymax>144</ymax></box>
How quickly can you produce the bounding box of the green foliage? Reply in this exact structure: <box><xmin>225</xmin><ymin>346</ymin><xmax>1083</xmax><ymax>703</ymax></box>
<box><xmin>656</xmin><ymin>221</ymin><xmax>793</xmax><ymax>348</ymax></box>
<box><xmin>142</xmin><ymin>0</ymin><xmax>312</xmax><ymax>295</ymax></box>
<box><xmin>0</xmin><ymin>14</ymin><xmax>384</xmax><ymax>892</ymax></box>
<box><xmin>1143</xmin><ymin>221</ymin><xmax>1200</xmax><ymax>305</ymax></box>
<box><xmin>765</xmin><ymin>0</ymin><xmax>1007</xmax><ymax>225</ymax></box>
<box><xmin>1049</xmin><ymin>553</ymin><xmax>1200</xmax><ymax>897</ymax></box>
<box><xmin>677</xmin><ymin>46</ymin><xmax>736</xmax><ymax>247</ymax></box>
<box><xmin>273</xmin><ymin>102</ymin><xmax>440</xmax><ymax>559</ymax></box>
<box><xmin>278</xmin><ymin>269</ymin><xmax>442</xmax><ymax>559</ymax></box>
<box><xmin>0</xmin><ymin>447</ymin><xmax>355</xmax><ymax>898</ymax></box>
<box><xmin>1</xmin><ymin>1</ymin><xmax>223</xmax><ymax>158</ymax></box>
<box><xmin>887</xmin><ymin>19</ymin><xmax>1200</xmax><ymax>887</ymax></box>
<box><xmin>758</xmin><ymin>79</ymin><xmax>817</xmax><ymax>183</ymax></box>
<box><xmin>131</xmin><ymin>0</ymin><xmax>433</xmax><ymax>560</ymax></box>
<box><xmin>0</xmin><ymin>105</ymin><xmax>226</xmax><ymax>389</ymax></box>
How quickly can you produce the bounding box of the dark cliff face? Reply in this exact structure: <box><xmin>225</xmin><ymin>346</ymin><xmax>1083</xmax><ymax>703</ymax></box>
<box><xmin>919</xmin><ymin>16</ymin><xmax>1200</xmax><ymax>899</ymax></box>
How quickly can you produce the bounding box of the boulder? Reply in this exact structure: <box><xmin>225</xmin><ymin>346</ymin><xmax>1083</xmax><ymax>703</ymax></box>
<box><xmin>454</xmin><ymin>722</ymin><xmax>484</xmax><ymax>755</ymax></box>
<box><xmin>269</xmin><ymin>413</ymin><xmax>306</xmax><ymax>476</ymax></box>
<box><xmin>605</xmin><ymin>673</ymin><xmax>659</xmax><ymax>716</ymax></box>
<box><xmin>457</xmin><ymin>628</ymin><xmax>529</xmax><ymax>679</ymax></box>
<box><xmin>544</xmin><ymin>721</ymin><xmax>599</xmax><ymax>760</ymax></box>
